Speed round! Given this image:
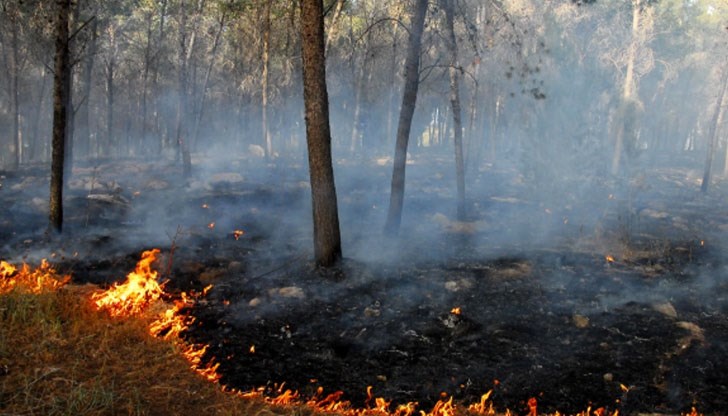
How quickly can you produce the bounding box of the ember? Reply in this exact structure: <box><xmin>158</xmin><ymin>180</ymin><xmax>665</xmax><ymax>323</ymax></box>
<box><xmin>233</xmin><ymin>229</ymin><xmax>245</xmax><ymax>240</ymax></box>
<box><xmin>92</xmin><ymin>249</ymin><xmax>164</xmax><ymax>317</ymax></box>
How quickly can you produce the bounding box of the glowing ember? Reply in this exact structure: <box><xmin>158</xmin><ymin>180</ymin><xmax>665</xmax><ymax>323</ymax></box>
<box><xmin>233</xmin><ymin>229</ymin><xmax>245</xmax><ymax>240</ymax></box>
<box><xmin>450</xmin><ymin>307</ymin><xmax>462</xmax><ymax>315</ymax></box>
<box><xmin>92</xmin><ymin>249</ymin><xmax>164</xmax><ymax>317</ymax></box>
<box><xmin>0</xmin><ymin>259</ymin><xmax>70</xmax><ymax>294</ymax></box>
<box><xmin>605</xmin><ymin>255</ymin><xmax>615</xmax><ymax>263</ymax></box>
<box><xmin>249</xmin><ymin>345</ymin><xmax>255</xmax><ymax>354</ymax></box>
<box><xmin>208</xmin><ymin>222</ymin><xmax>216</xmax><ymax>229</ymax></box>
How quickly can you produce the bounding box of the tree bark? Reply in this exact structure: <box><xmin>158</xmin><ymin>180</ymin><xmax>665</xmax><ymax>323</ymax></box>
<box><xmin>384</xmin><ymin>0</ymin><xmax>428</xmax><ymax>235</ymax></box>
<box><xmin>50</xmin><ymin>0</ymin><xmax>72</xmax><ymax>234</ymax></box>
<box><xmin>300</xmin><ymin>0</ymin><xmax>342</xmax><ymax>267</ymax></box>
<box><xmin>442</xmin><ymin>0</ymin><xmax>465</xmax><ymax>220</ymax></box>
<box><xmin>701</xmin><ymin>64</ymin><xmax>728</xmax><ymax>192</ymax></box>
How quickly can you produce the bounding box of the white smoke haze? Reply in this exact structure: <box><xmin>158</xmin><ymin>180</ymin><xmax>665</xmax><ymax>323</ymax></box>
<box><xmin>0</xmin><ymin>1</ymin><xmax>727</xmax><ymax>412</ymax></box>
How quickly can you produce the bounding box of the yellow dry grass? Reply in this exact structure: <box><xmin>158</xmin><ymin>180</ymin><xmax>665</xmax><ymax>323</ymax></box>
<box><xmin>0</xmin><ymin>284</ymin><xmax>307</xmax><ymax>416</ymax></box>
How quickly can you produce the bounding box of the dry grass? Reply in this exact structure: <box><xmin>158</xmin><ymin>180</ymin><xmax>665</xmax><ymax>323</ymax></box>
<box><xmin>0</xmin><ymin>284</ymin><xmax>306</xmax><ymax>416</ymax></box>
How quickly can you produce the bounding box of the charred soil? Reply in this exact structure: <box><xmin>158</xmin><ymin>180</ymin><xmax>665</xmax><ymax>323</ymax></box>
<box><xmin>2</xmin><ymin>156</ymin><xmax>728</xmax><ymax>415</ymax></box>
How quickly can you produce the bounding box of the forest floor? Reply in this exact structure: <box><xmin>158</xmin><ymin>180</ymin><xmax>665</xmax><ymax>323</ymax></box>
<box><xmin>1</xmin><ymin>151</ymin><xmax>728</xmax><ymax>415</ymax></box>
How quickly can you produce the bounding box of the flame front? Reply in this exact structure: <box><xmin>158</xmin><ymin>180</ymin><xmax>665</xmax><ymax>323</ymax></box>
<box><xmin>0</xmin><ymin>259</ymin><xmax>70</xmax><ymax>294</ymax></box>
<box><xmin>92</xmin><ymin>249</ymin><xmax>164</xmax><ymax>317</ymax></box>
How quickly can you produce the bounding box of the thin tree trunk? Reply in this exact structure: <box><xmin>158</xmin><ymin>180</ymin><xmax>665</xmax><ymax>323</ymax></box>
<box><xmin>10</xmin><ymin>17</ymin><xmax>22</xmax><ymax>169</ymax></box>
<box><xmin>384</xmin><ymin>0</ymin><xmax>428</xmax><ymax>235</ymax></box>
<box><xmin>50</xmin><ymin>0</ymin><xmax>72</xmax><ymax>234</ymax></box>
<box><xmin>261</xmin><ymin>0</ymin><xmax>273</xmax><ymax>159</ymax></box>
<box><xmin>443</xmin><ymin>0</ymin><xmax>465</xmax><ymax>220</ymax></box>
<box><xmin>78</xmin><ymin>14</ymin><xmax>97</xmax><ymax>159</ymax></box>
<box><xmin>701</xmin><ymin>65</ymin><xmax>728</xmax><ymax>192</ymax></box>
<box><xmin>323</xmin><ymin>0</ymin><xmax>345</xmax><ymax>54</ymax></box>
<box><xmin>611</xmin><ymin>0</ymin><xmax>642</xmax><ymax>175</ymax></box>
<box><xmin>385</xmin><ymin>19</ymin><xmax>399</xmax><ymax>152</ymax></box>
<box><xmin>300</xmin><ymin>0</ymin><xmax>342</xmax><ymax>267</ymax></box>
<box><xmin>191</xmin><ymin>5</ymin><xmax>227</xmax><ymax>150</ymax></box>
<box><xmin>29</xmin><ymin>67</ymin><xmax>48</xmax><ymax>162</ymax></box>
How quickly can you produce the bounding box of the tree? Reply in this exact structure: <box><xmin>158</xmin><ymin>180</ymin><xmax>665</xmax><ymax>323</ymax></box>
<box><xmin>383</xmin><ymin>0</ymin><xmax>428</xmax><ymax>235</ymax></box>
<box><xmin>700</xmin><ymin>61</ymin><xmax>728</xmax><ymax>192</ymax></box>
<box><xmin>442</xmin><ymin>0</ymin><xmax>465</xmax><ymax>220</ymax></box>
<box><xmin>49</xmin><ymin>0</ymin><xmax>72</xmax><ymax>233</ymax></box>
<box><xmin>300</xmin><ymin>0</ymin><xmax>342</xmax><ymax>267</ymax></box>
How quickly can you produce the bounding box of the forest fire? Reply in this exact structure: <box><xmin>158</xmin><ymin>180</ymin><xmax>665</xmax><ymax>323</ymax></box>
<box><xmin>0</xmin><ymin>259</ymin><xmax>70</xmax><ymax>294</ymax></box>
<box><xmin>91</xmin><ymin>248</ymin><xmax>164</xmax><ymax>317</ymax></box>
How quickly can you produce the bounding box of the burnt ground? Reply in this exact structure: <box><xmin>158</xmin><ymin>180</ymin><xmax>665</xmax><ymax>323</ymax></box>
<box><xmin>2</xmin><ymin>153</ymin><xmax>728</xmax><ymax>415</ymax></box>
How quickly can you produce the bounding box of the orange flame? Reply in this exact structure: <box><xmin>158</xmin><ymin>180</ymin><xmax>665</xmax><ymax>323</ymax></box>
<box><xmin>528</xmin><ymin>397</ymin><xmax>537</xmax><ymax>416</ymax></box>
<box><xmin>450</xmin><ymin>307</ymin><xmax>461</xmax><ymax>315</ymax></box>
<box><xmin>605</xmin><ymin>255</ymin><xmax>615</xmax><ymax>263</ymax></box>
<box><xmin>0</xmin><ymin>259</ymin><xmax>70</xmax><ymax>294</ymax></box>
<box><xmin>92</xmin><ymin>249</ymin><xmax>163</xmax><ymax>317</ymax></box>
<box><xmin>233</xmin><ymin>230</ymin><xmax>245</xmax><ymax>240</ymax></box>
<box><xmin>467</xmin><ymin>390</ymin><xmax>493</xmax><ymax>414</ymax></box>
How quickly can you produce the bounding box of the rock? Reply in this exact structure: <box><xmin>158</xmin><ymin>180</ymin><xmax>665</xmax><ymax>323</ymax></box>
<box><xmin>573</xmin><ymin>314</ymin><xmax>590</xmax><ymax>328</ymax></box>
<box><xmin>268</xmin><ymin>286</ymin><xmax>305</xmax><ymax>299</ymax></box>
<box><xmin>652</xmin><ymin>302</ymin><xmax>678</xmax><ymax>319</ymax></box>
<box><xmin>248</xmin><ymin>144</ymin><xmax>265</xmax><ymax>158</ymax></box>
<box><xmin>209</xmin><ymin>172</ymin><xmax>244</xmax><ymax>186</ymax></box>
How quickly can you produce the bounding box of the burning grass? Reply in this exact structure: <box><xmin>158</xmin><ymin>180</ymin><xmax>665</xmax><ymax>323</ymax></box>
<box><xmin>0</xmin><ymin>255</ymin><xmax>710</xmax><ymax>416</ymax></box>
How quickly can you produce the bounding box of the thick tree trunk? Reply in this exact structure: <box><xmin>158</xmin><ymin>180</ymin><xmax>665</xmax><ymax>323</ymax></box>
<box><xmin>443</xmin><ymin>0</ymin><xmax>465</xmax><ymax>220</ymax></box>
<box><xmin>49</xmin><ymin>0</ymin><xmax>72</xmax><ymax>234</ymax></box>
<box><xmin>701</xmin><ymin>65</ymin><xmax>728</xmax><ymax>192</ymax></box>
<box><xmin>384</xmin><ymin>0</ymin><xmax>428</xmax><ymax>235</ymax></box>
<box><xmin>300</xmin><ymin>0</ymin><xmax>342</xmax><ymax>267</ymax></box>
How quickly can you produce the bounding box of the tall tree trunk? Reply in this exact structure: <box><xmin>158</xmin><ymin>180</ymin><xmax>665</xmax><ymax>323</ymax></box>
<box><xmin>385</xmin><ymin>19</ymin><xmax>399</xmax><ymax>152</ymax></box>
<box><xmin>300</xmin><ymin>0</ymin><xmax>342</xmax><ymax>267</ymax></box>
<box><xmin>11</xmin><ymin>18</ymin><xmax>21</xmax><ymax>169</ymax></box>
<box><xmin>78</xmin><ymin>14</ymin><xmax>97</xmax><ymax>159</ymax></box>
<box><xmin>140</xmin><ymin>9</ymin><xmax>154</xmax><ymax>155</ymax></box>
<box><xmin>261</xmin><ymin>0</ymin><xmax>273</xmax><ymax>159</ymax></box>
<box><xmin>29</xmin><ymin>67</ymin><xmax>48</xmax><ymax>162</ymax></box>
<box><xmin>701</xmin><ymin>65</ymin><xmax>728</xmax><ymax>192</ymax></box>
<box><xmin>192</xmin><ymin>5</ymin><xmax>227</xmax><ymax>150</ymax></box>
<box><xmin>442</xmin><ymin>0</ymin><xmax>465</xmax><ymax>220</ymax></box>
<box><xmin>50</xmin><ymin>0</ymin><xmax>72</xmax><ymax>234</ymax></box>
<box><xmin>154</xmin><ymin>0</ymin><xmax>168</xmax><ymax>153</ymax></box>
<box><xmin>384</xmin><ymin>0</ymin><xmax>428</xmax><ymax>235</ymax></box>
<box><xmin>175</xmin><ymin>0</ymin><xmax>194</xmax><ymax>177</ymax></box>
<box><xmin>611</xmin><ymin>0</ymin><xmax>642</xmax><ymax>175</ymax></box>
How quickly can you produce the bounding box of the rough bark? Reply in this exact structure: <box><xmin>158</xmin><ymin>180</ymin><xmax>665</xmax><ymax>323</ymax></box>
<box><xmin>443</xmin><ymin>0</ymin><xmax>465</xmax><ymax>220</ymax></box>
<box><xmin>50</xmin><ymin>0</ymin><xmax>72</xmax><ymax>234</ymax></box>
<box><xmin>701</xmin><ymin>65</ymin><xmax>728</xmax><ymax>193</ymax></box>
<box><xmin>300</xmin><ymin>0</ymin><xmax>342</xmax><ymax>267</ymax></box>
<box><xmin>384</xmin><ymin>0</ymin><xmax>428</xmax><ymax>235</ymax></box>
